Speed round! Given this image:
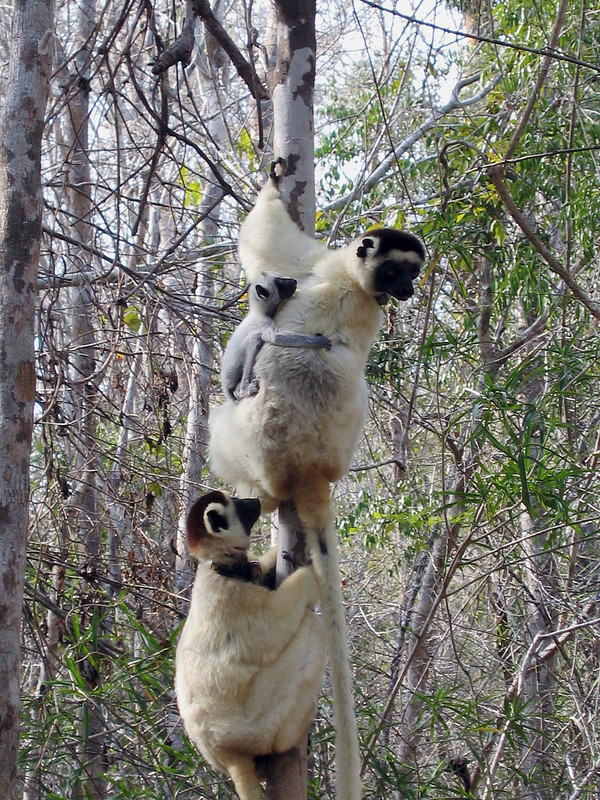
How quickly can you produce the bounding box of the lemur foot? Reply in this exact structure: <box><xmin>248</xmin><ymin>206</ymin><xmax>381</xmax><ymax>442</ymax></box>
<box><xmin>314</xmin><ymin>334</ymin><xmax>332</xmax><ymax>350</ymax></box>
<box><xmin>270</xmin><ymin>157</ymin><xmax>286</xmax><ymax>186</ymax></box>
<box><xmin>235</xmin><ymin>378</ymin><xmax>260</xmax><ymax>400</ymax></box>
<box><xmin>282</xmin><ymin>550</ymin><xmax>311</xmax><ymax>568</ymax></box>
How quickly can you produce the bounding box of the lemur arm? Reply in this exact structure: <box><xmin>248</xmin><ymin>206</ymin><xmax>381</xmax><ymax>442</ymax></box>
<box><xmin>238</xmin><ymin>174</ymin><xmax>324</xmax><ymax>284</ymax></box>
<box><xmin>260</xmin><ymin>329</ymin><xmax>332</xmax><ymax>350</ymax></box>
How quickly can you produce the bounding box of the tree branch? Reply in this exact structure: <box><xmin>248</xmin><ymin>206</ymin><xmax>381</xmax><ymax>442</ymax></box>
<box><xmin>322</xmin><ymin>73</ymin><xmax>499</xmax><ymax>212</ymax></box>
<box><xmin>504</xmin><ymin>0</ymin><xmax>569</xmax><ymax>161</ymax></box>
<box><xmin>488</xmin><ymin>166</ymin><xmax>600</xmax><ymax>319</ymax></box>
<box><xmin>151</xmin><ymin>0</ymin><xmax>195</xmax><ymax>74</ymax></box>
<box><xmin>190</xmin><ymin>0</ymin><xmax>268</xmax><ymax>100</ymax></box>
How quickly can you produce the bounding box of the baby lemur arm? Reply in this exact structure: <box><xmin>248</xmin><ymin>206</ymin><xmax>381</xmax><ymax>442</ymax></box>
<box><xmin>260</xmin><ymin>329</ymin><xmax>332</xmax><ymax>350</ymax></box>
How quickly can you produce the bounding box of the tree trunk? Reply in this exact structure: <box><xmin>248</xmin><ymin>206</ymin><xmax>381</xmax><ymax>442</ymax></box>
<box><xmin>517</xmin><ymin>311</ymin><xmax>558</xmax><ymax>800</ymax></box>
<box><xmin>266</xmin><ymin>2</ymin><xmax>317</xmax><ymax>797</ymax></box>
<box><xmin>0</xmin><ymin>1</ymin><xmax>53</xmax><ymax>798</ymax></box>
<box><xmin>61</xmin><ymin>2</ymin><xmax>106</xmax><ymax>796</ymax></box>
<box><xmin>174</xmin><ymin>9</ymin><xmax>226</xmax><ymax>607</ymax></box>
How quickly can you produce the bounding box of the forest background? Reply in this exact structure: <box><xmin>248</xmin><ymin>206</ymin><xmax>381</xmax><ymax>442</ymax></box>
<box><xmin>1</xmin><ymin>0</ymin><xmax>600</xmax><ymax>798</ymax></box>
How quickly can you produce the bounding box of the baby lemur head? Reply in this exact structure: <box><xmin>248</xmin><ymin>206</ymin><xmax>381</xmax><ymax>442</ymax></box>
<box><xmin>250</xmin><ymin>272</ymin><xmax>297</xmax><ymax>319</ymax></box>
<box><xmin>186</xmin><ymin>490</ymin><xmax>261</xmax><ymax>564</ymax></box>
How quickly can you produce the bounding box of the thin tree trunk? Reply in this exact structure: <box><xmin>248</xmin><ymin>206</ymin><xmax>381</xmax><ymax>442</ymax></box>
<box><xmin>0</xmin><ymin>1</ymin><xmax>53</xmax><ymax>798</ymax></box>
<box><xmin>174</xmin><ymin>11</ymin><xmax>226</xmax><ymax>606</ymax></box>
<box><xmin>392</xmin><ymin>256</ymin><xmax>500</xmax><ymax>781</ymax></box>
<box><xmin>517</xmin><ymin>312</ymin><xmax>558</xmax><ymax>800</ymax></box>
<box><xmin>62</xmin><ymin>3</ymin><xmax>106</xmax><ymax>796</ymax></box>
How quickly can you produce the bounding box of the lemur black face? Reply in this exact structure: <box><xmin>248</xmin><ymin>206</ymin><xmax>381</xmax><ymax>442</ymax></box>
<box><xmin>363</xmin><ymin>228</ymin><xmax>425</xmax><ymax>303</ymax></box>
<box><xmin>374</xmin><ymin>259</ymin><xmax>416</xmax><ymax>301</ymax></box>
<box><xmin>232</xmin><ymin>497</ymin><xmax>261</xmax><ymax>535</ymax></box>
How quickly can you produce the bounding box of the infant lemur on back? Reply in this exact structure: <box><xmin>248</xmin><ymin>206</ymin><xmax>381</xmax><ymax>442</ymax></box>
<box><xmin>220</xmin><ymin>271</ymin><xmax>331</xmax><ymax>401</ymax></box>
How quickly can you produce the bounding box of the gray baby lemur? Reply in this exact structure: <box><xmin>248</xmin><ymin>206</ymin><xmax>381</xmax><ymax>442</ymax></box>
<box><xmin>220</xmin><ymin>272</ymin><xmax>331</xmax><ymax>401</ymax></box>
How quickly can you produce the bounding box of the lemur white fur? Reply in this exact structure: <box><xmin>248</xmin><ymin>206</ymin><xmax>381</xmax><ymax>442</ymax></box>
<box><xmin>209</xmin><ymin>162</ymin><xmax>425</xmax><ymax>800</ymax></box>
<box><xmin>175</xmin><ymin>490</ymin><xmax>326</xmax><ymax>800</ymax></box>
<box><xmin>220</xmin><ymin>272</ymin><xmax>331</xmax><ymax>401</ymax></box>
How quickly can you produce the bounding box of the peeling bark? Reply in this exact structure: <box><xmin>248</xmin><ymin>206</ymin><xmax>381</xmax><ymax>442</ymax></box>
<box><xmin>268</xmin><ymin>0</ymin><xmax>316</xmax><ymax>231</ymax></box>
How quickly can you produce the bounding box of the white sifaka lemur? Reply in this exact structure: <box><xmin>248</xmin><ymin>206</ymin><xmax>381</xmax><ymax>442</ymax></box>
<box><xmin>220</xmin><ymin>271</ymin><xmax>331</xmax><ymax>401</ymax></box>
<box><xmin>209</xmin><ymin>161</ymin><xmax>426</xmax><ymax>800</ymax></box>
<box><xmin>175</xmin><ymin>490</ymin><xmax>326</xmax><ymax>800</ymax></box>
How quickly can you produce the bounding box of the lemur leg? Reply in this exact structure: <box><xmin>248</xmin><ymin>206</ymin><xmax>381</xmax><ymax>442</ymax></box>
<box><xmin>294</xmin><ymin>473</ymin><xmax>334</xmax><ymax>553</ymax></box>
<box><xmin>236</xmin><ymin>333</ymin><xmax>264</xmax><ymax>399</ymax></box>
<box><xmin>220</xmin><ymin>752</ymin><xmax>263</xmax><ymax>800</ymax></box>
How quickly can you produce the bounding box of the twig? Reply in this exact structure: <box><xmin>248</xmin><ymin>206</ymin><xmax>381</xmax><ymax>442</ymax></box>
<box><xmin>358</xmin><ymin>0</ymin><xmax>600</xmax><ymax>75</ymax></box>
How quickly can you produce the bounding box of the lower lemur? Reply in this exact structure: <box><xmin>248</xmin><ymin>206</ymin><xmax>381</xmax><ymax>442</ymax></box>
<box><xmin>175</xmin><ymin>490</ymin><xmax>326</xmax><ymax>800</ymax></box>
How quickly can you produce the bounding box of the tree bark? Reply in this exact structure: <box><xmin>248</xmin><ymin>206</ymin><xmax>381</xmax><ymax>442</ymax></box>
<box><xmin>269</xmin><ymin>0</ymin><xmax>316</xmax><ymax>232</ymax></box>
<box><xmin>60</xmin><ymin>2</ymin><xmax>106</xmax><ymax>796</ymax></box>
<box><xmin>0</xmin><ymin>1</ymin><xmax>53</xmax><ymax>798</ymax></box>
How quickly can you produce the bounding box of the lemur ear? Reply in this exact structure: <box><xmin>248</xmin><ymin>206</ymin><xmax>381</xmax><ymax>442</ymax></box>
<box><xmin>356</xmin><ymin>237</ymin><xmax>375</xmax><ymax>260</ymax></box>
<box><xmin>207</xmin><ymin>508</ymin><xmax>229</xmax><ymax>533</ymax></box>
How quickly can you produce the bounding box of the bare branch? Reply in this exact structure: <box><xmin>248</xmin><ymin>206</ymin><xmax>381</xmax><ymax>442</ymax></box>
<box><xmin>190</xmin><ymin>0</ymin><xmax>269</xmax><ymax>100</ymax></box>
<box><xmin>151</xmin><ymin>1</ymin><xmax>196</xmax><ymax>74</ymax></box>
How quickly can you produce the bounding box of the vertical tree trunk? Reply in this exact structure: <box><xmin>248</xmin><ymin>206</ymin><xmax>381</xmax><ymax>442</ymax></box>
<box><xmin>518</xmin><ymin>311</ymin><xmax>558</xmax><ymax>800</ymax></box>
<box><xmin>0</xmin><ymin>1</ymin><xmax>53</xmax><ymax>798</ymax></box>
<box><xmin>61</xmin><ymin>3</ymin><xmax>105</xmax><ymax>796</ymax></box>
<box><xmin>394</xmin><ymin>256</ymin><xmax>499</xmax><ymax>778</ymax></box>
<box><xmin>269</xmin><ymin>0</ymin><xmax>316</xmax><ymax>231</ymax></box>
<box><xmin>174</xmin><ymin>8</ymin><xmax>227</xmax><ymax>606</ymax></box>
<box><xmin>266</xmin><ymin>2</ymin><xmax>316</xmax><ymax>797</ymax></box>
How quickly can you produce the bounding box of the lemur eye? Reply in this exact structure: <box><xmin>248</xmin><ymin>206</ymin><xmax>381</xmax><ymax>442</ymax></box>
<box><xmin>255</xmin><ymin>285</ymin><xmax>269</xmax><ymax>300</ymax></box>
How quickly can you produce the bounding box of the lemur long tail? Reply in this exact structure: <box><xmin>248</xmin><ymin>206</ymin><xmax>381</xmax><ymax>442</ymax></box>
<box><xmin>296</xmin><ymin>482</ymin><xmax>362</xmax><ymax>800</ymax></box>
<box><xmin>310</xmin><ymin>529</ymin><xmax>362</xmax><ymax>800</ymax></box>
